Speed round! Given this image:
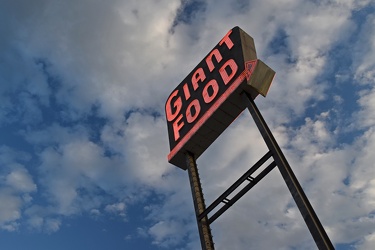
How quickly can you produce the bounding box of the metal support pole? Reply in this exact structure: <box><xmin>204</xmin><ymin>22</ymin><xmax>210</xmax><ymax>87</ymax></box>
<box><xmin>241</xmin><ymin>92</ymin><xmax>334</xmax><ymax>250</ymax></box>
<box><xmin>186</xmin><ymin>152</ymin><xmax>215</xmax><ymax>250</ymax></box>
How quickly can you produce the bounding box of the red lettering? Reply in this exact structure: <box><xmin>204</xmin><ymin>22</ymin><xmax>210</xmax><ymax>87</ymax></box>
<box><xmin>186</xmin><ymin>99</ymin><xmax>201</xmax><ymax>123</ymax></box>
<box><xmin>192</xmin><ymin>68</ymin><xmax>206</xmax><ymax>91</ymax></box>
<box><xmin>203</xmin><ymin>79</ymin><xmax>219</xmax><ymax>103</ymax></box>
<box><xmin>219</xmin><ymin>29</ymin><xmax>234</xmax><ymax>49</ymax></box>
<box><xmin>206</xmin><ymin>49</ymin><xmax>223</xmax><ymax>72</ymax></box>
<box><xmin>183</xmin><ymin>83</ymin><xmax>191</xmax><ymax>100</ymax></box>
<box><xmin>166</xmin><ymin>90</ymin><xmax>182</xmax><ymax>121</ymax></box>
<box><xmin>173</xmin><ymin>114</ymin><xmax>184</xmax><ymax>141</ymax></box>
<box><xmin>219</xmin><ymin>59</ymin><xmax>238</xmax><ymax>85</ymax></box>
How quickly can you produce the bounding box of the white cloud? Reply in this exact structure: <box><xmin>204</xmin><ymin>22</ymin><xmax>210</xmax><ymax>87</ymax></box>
<box><xmin>5</xmin><ymin>168</ymin><xmax>37</xmax><ymax>193</ymax></box>
<box><xmin>357</xmin><ymin>232</ymin><xmax>375</xmax><ymax>250</ymax></box>
<box><xmin>356</xmin><ymin>88</ymin><xmax>375</xmax><ymax>128</ymax></box>
<box><xmin>0</xmin><ymin>0</ymin><xmax>375</xmax><ymax>249</ymax></box>
<box><xmin>45</xmin><ymin>218</ymin><xmax>61</xmax><ymax>234</ymax></box>
<box><xmin>136</xmin><ymin>227</ymin><xmax>148</xmax><ymax>238</ymax></box>
<box><xmin>27</xmin><ymin>215</ymin><xmax>44</xmax><ymax>231</ymax></box>
<box><xmin>25</xmin><ymin>206</ymin><xmax>63</xmax><ymax>234</ymax></box>
<box><xmin>1</xmin><ymin>221</ymin><xmax>20</xmax><ymax>232</ymax></box>
<box><xmin>148</xmin><ymin>220</ymin><xmax>186</xmax><ymax>248</ymax></box>
<box><xmin>354</xmin><ymin>14</ymin><xmax>375</xmax><ymax>85</ymax></box>
<box><xmin>105</xmin><ymin>202</ymin><xmax>126</xmax><ymax>216</ymax></box>
<box><xmin>0</xmin><ymin>148</ymin><xmax>37</xmax><ymax>232</ymax></box>
<box><xmin>0</xmin><ymin>189</ymin><xmax>22</xmax><ymax>227</ymax></box>
<box><xmin>90</xmin><ymin>209</ymin><xmax>101</xmax><ymax>217</ymax></box>
<box><xmin>101</xmin><ymin>112</ymin><xmax>171</xmax><ymax>187</ymax></box>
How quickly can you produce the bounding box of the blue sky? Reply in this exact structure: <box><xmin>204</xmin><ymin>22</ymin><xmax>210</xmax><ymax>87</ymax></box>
<box><xmin>1</xmin><ymin>0</ymin><xmax>375</xmax><ymax>249</ymax></box>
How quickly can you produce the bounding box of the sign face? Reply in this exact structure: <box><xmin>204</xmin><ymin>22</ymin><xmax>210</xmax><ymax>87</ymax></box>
<box><xmin>166</xmin><ymin>26</ymin><xmax>275</xmax><ymax>169</ymax></box>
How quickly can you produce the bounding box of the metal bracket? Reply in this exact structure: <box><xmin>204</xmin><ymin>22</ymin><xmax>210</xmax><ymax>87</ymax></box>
<box><xmin>198</xmin><ymin>151</ymin><xmax>276</xmax><ymax>224</ymax></box>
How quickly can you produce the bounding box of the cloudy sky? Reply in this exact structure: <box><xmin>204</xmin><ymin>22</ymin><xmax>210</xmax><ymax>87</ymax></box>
<box><xmin>1</xmin><ymin>0</ymin><xmax>375</xmax><ymax>249</ymax></box>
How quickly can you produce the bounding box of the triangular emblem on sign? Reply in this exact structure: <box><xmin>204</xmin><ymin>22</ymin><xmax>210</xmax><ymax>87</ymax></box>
<box><xmin>245</xmin><ymin>60</ymin><xmax>257</xmax><ymax>81</ymax></box>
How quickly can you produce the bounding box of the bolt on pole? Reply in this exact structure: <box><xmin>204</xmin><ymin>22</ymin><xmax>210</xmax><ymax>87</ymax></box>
<box><xmin>186</xmin><ymin>152</ymin><xmax>215</xmax><ymax>250</ymax></box>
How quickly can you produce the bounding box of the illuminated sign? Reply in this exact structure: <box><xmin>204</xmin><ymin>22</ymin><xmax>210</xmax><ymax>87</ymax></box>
<box><xmin>166</xmin><ymin>26</ymin><xmax>275</xmax><ymax>169</ymax></box>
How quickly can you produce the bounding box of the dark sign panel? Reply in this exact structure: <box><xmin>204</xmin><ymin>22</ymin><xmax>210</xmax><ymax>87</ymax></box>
<box><xmin>166</xmin><ymin>26</ymin><xmax>275</xmax><ymax>169</ymax></box>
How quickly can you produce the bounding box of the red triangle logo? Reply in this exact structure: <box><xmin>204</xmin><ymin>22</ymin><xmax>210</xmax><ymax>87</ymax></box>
<box><xmin>244</xmin><ymin>60</ymin><xmax>257</xmax><ymax>81</ymax></box>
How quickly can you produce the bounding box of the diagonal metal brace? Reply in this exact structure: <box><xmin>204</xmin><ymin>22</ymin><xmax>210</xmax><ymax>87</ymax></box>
<box><xmin>208</xmin><ymin>160</ymin><xmax>276</xmax><ymax>224</ymax></box>
<box><xmin>198</xmin><ymin>151</ymin><xmax>272</xmax><ymax>221</ymax></box>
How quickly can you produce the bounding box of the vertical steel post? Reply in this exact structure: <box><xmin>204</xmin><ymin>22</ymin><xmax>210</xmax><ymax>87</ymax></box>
<box><xmin>186</xmin><ymin>152</ymin><xmax>215</xmax><ymax>250</ymax></box>
<box><xmin>241</xmin><ymin>92</ymin><xmax>334</xmax><ymax>250</ymax></box>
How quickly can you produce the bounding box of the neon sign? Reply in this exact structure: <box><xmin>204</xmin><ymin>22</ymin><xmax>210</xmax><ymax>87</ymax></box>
<box><xmin>166</xmin><ymin>26</ymin><xmax>275</xmax><ymax>169</ymax></box>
